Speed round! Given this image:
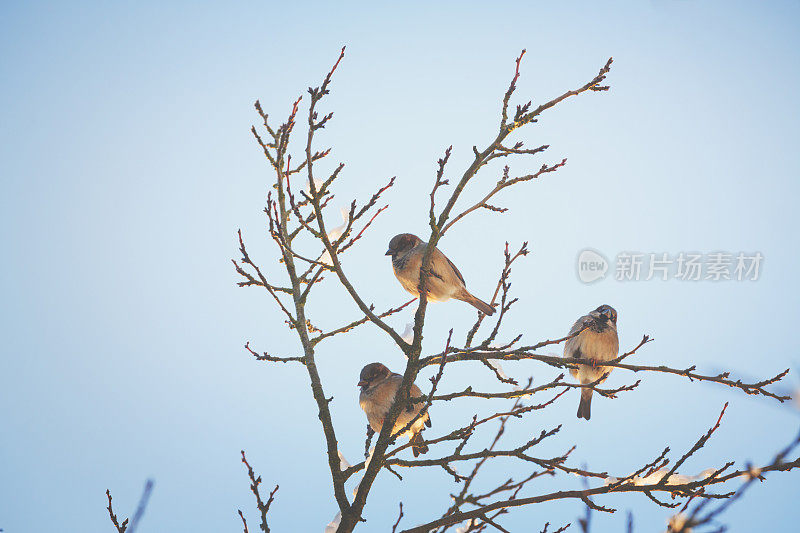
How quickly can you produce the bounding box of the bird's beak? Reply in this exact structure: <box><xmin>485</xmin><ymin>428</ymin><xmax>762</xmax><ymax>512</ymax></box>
<box><xmin>357</xmin><ymin>380</ymin><xmax>368</xmax><ymax>387</ymax></box>
<box><xmin>384</xmin><ymin>249</ymin><xmax>392</xmax><ymax>256</ymax></box>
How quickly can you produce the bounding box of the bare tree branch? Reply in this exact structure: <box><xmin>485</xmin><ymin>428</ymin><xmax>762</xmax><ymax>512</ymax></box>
<box><xmin>240</xmin><ymin>451</ymin><xmax>279</xmax><ymax>533</ymax></box>
<box><xmin>232</xmin><ymin>48</ymin><xmax>797</xmax><ymax>533</ymax></box>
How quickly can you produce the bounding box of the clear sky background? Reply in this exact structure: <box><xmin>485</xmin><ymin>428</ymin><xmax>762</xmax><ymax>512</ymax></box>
<box><xmin>1</xmin><ymin>1</ymin><xmax>799</xmax><ymax>532</ymax></box>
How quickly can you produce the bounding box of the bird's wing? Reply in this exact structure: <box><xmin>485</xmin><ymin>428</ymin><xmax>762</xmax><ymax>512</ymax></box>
<box><xmin>383</xmin><ymin>374</ymin><xmax>413</xmax><ymax>411</ymax></box>
<box><xmin>408</xmin><ymin>382</ymin><xmax>423</xmax><ymax>412</ymax></box>
<box><xmin>431</xmin><ymin>247</ymin><xmax>465</xmax><ymax>285</ymax></box>
<box><xmin>410</xmin><ymin>383</ymin><xmax>430</xmax><ymax>425</ymax></box>
<box><xmin>444</xmin><ymin>256</ymin><xmax>466</xmax><ymax>285</ymax></box>
<box><xmin>564</xmin><ymin>314</ymin><xmax>593</xmax><ymax>358</ymax></box>
<box><xmin>569</xmin><ymin>314</ymin><xmax>594</xmax><ymax>335</ymax></box>
<box><xmin>568</xmin><ymin>344</ymin><xmax>584</xmax><ymax>360</ymax></box>
<box><xmin>372</xmin><ymin>378</ymin><xmax>401</xmax><ymax>420</ymax></box>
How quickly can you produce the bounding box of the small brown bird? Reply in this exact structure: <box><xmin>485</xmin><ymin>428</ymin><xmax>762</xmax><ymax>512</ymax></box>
<box><xmin>564</xmin><ymin>305</ymin><xmax>619</xmax><ymax>420</ymax></box>
<box><xmin>358</xmin><ymin>362</ymin><xmax>431</xmax><ymax>457</ymax></box>
<box><xmin>385</xmin><ymin>233</ymin><xmax>495</xmax><ymax>315</ymax></box>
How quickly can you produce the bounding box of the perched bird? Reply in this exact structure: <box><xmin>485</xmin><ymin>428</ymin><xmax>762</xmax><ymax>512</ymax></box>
<box><xmin>358</xmin><ymin>362</ymin><xmax>431</xmax><ymax>457</ymax></box>
<box><xmin>385</xmin><ymin>233</ymin><xmax>495</xmax><ymax>315</ymax></box>
<box><xmin>563</xmin><ymin>304</ymin><xmax>619</xmax><ymax>420</ymax></box>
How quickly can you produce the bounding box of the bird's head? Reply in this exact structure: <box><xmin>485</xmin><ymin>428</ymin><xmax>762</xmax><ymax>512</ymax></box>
<box><xmin>358</xmin><ymin>362</ymin><xmax>391</xmax><ymax>391</ymax></box>
<box><xmin>591</xmin><ymin>304</ymin><xmax>618</xmax><ymax>325</ymax></box>
<box><xmin>386</xmin><ymin>233</ymin><xmax>422</xmax><ymax>259</ymax></box>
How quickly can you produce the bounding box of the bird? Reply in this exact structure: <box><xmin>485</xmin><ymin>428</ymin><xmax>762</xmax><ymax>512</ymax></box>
<box><xmin>563</xmin><ymin>304</ymin><xmax>619</xmax><ymax>420</ymax></box>
<box><xmin>385</xmin><ymin>233</ymin><xmax>495</xmax><ymax>315</ymax></box>
<box><xmin>358</xmin><ymin>362</ymin><xmax>431</xmax><ymax>457</ymax></box>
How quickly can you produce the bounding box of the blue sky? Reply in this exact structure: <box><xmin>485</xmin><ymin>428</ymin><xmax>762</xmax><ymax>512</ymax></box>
<box><xmin>1</xmin><ymin>1</ymin><xmax>799</xmax><ymax>532</ymax></box>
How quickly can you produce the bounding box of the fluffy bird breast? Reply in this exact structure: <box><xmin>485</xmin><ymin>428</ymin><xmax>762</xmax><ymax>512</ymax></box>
<box><xmin>569</xmin><ymin>327</ymin><xmax>619</xmax><ymax>361</ymax></box>
<box><xmin>359</xmin><ymin>375</ymin><xmax>429</xmax><ymax>436</ymax></box>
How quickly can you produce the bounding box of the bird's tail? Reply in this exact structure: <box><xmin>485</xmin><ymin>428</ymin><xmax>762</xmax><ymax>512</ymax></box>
<box><xmin>456</xmin><ymin>290</ymin><xmax>495</xmax><ymax>316</ymax></box>
<box><xmin>410</xmin><ymin>432</ymin><xmax>429</xmax><ymax>457</ymax></box>
<box><xmin>577</xmin><ymin>388</ymin><xmax>592</xmax><ymax>420</ymax></box>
